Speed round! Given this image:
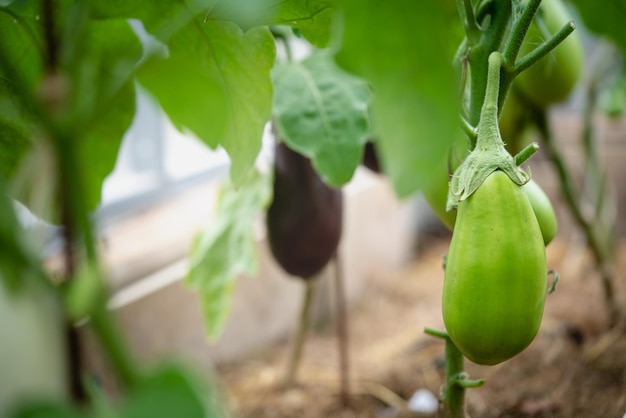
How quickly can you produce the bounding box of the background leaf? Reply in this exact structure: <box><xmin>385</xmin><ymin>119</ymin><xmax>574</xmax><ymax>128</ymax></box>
<box><xmin>335</xmin><ymin>1</ymin><xmax>458</xmax><ymax>197</ymax></box>
<box><xmin>0</xmin><ymin>12</ymin><xmax>141</xmax><ymax>217</ymax></box>
<box><xmin>271</xmin><ymin>0</ymin><xmax>335</xmax><ymax>47</ymax></box>
<box><xmin>186</xmin><ymin>170</ymin><xmax>272</xmax><ymax>339</ymax></box>
<box><xmin>120</xmin><ymin>365</ymin><xmax>215</xmax><ymax>418</ymax></box>
<box><xmin>138</xmin><ymin>20</ymin><xmax>275</xmax><ymax>185</ymax></box>
<box><xmin>569</xmin><ymin>0</ymin><xmax>626</xmax><ymax>56</ymax></box>
<box><xmin>0</xmin><ymin>4</ymin><xmax>43</xmax><ymax>181</ymax></box>
<box><xmin>273</xmin><ymin>50</ymin><xmax>370</xmax><ymax>186</ymax></box>
<box><xmin>10</xmin><ymin>402</ymin><xmax>83</xmax><ymax>418</ymax></box>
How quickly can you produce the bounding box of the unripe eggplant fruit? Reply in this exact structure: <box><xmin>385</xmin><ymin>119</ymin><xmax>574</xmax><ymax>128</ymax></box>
<box><xmin>266</xmin><ymin>142</ymin><xmax>343</xmax><ymax>279</ymax></box>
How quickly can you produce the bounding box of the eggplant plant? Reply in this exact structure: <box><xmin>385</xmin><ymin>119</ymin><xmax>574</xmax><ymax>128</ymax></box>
<box><xmin>0</xmin><ymin>0</ymin><xmax>624</xmax><ymax>417</ymax></box>
<box><xmin>266</xmin><ymin>139</ymin><xmax>344</xmax><ymax>388</ymax></box>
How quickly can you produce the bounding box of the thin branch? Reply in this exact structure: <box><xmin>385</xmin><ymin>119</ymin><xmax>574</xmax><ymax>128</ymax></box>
<box><xmin>532</xmin><ymin>109</ymin><xmax>620</xmax><ymax>326</ymax></box>
<box><xmin>514</xmin><ymin>21</ymin><xmax>575</xmax><ymax>75</ymax></box>
<box><xmin>457</xmin><ymin>0</ymin><xmax>480</xmax><ymax>44</ymax></box>
<box><xmin>333</xmin><ymin>252</ymin><xmax>350</xmax><ymax>407</ymax></box>
<box><xmin>502</xmin><ymin>0</ymin><xmax>542</xmax><ymax>65</ymax></box>
<box><xmin>459</xmin><ymin>115</ymin><xmax>477</xmax><ymax>141</ymax></box>
<box><xmin>514</xmin><ymin>142</ymin><xmax>539</xmax><ymax>166</ymax></box>
<box><xmin>284</xmin><ymin>280</ymin><xmax>315</xmax><ymax>387</ymax></box>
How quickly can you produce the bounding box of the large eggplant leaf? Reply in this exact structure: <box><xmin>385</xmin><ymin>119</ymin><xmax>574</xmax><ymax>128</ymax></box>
<box><xmin>272</xmin><ymin>50</ymin><xmax>370</xmax><ymax>186</ymax></box>
<box><xmin>335</xmin><ymin>1</ymin><xmax>458</xmax><ymax>197</ymax></box>
<box><xmin>138</xmin><ymin>21</ymin><xmax>275</xmax><ymax>185</ymax></box>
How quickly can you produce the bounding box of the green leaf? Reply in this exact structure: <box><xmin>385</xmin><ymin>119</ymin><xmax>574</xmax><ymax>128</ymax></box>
<box><xmin>569</xmin><ymin>0</ymin><xmax>626</xmax><ymax>56</ymax></box>
<box><xmin>121</xmin><ymin>365</ymin><xmax>219</xmax><ymax>418</ymax></box>
<box><xmin>0</xmin><ymin>108</ymin><xmax>31</xmax><ymax>181</ymax></box>
<box><xmin>335</xmin><ymin>1</ymin><xmax>458</xmax><ymax>197</ymax></box>
<box><xmin>0</xmin><ymin>3</ymin><xmax>45</xmax><ymax>87</ymax></box>
<box><xmin>296</xmin><ymin>7</ymin><xmax>335</xmax><ymax>48</ymax></box>
<box><xmin>90</xmin><ymin>0</ymin><xmax>334</xmax><ymax>47</ymax></box>
<box><xmin>0</xmin><ymin>15</ymin><xmax>141</xmax><ymax>217</ymax></box>
<box><xmin>79</xmin><ymin>80</ymin><xmax>136</xmax><ymax>212</ymax></box>
<box><xmin>137</xmin><ymin>54</ymin><xmax>227</xmax><ymax>150</ymax></box>
<box><xmin>186</xmin><ymin>170</ymin><xmax>272</xmax><ymax>339</ymax></box>
<box><xmin>0</xmin><ymin>190</ymin><xmax>27</xmax><ymax>291</ymax></box>
<box><xmin>0</xmin><ymin>5</ymin><xmax>43</xmax><ymax>182</ymax></box>
<box><xmin>138</xmin><ymin>21</ymin><xmax>275</xmax><ymax>185</ymax></box>
<box><xmin>272</xmin><ymin>50</ymin><xmax>371</xmax><ymax>186</ymax></box>
<box><xmin>271</xmin><ymin>0</ymin><xmax>335</xmax><ymax>47</ymax></box>
<box><xmin>66</xmin><ymin>18</ymin><xmax>142</xmax><ymax>211</ymax></box>
<box><xmin>10</xmin><ymin>402</ymin><xmax>83</xmax><ymax>418</ymax></box>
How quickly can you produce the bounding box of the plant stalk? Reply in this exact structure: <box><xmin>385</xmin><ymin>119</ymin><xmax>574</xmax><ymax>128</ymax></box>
<box><xmin>532</xmin><ymin>109</ymin><xmax>620</xmax><ymax>326</ymax></box>
<box><xmin>88</xmin><ymin>302</ymin><xmax>141</xmax><ymax>388</ymax></box>
<box><xmin>333</xmin><ymin>252</ymin><xmax>350</xmax><ymax>407</ymax></box>
<box><xmin>444</xmin><ymin>337</ymin><xmax>467</xmax><ymax>418</ymax></box>
<box><xmin>424</xmin><ymin>328</ymin><xmax>484</xmax><ymax>418</ymax></box>
<box><xmin>284</xmin><ymin>280</ymin><xmax>315</xmax><ymax>388</ymax></box>
<box><xmin>502</xmin><ymin>0</ymin><xmax>542</xmax><ymax>65</ymax></box>
<box><xmin>466</xmin><ymin>0</ymin><xmax>511</xmax><ymax>143</ymax></box>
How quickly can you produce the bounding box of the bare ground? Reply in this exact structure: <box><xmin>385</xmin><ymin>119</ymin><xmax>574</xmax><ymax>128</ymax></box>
<box><xmin>217</xmin><ymin>232</ymin><xmax>626</xmax><ymax>418</ymax></box>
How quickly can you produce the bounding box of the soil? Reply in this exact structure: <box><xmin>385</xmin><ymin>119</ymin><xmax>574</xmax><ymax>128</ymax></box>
<box><xmin>216</xmin><ymin>230</ymin><xmax>626</xmax><ymax>418</ymax></box>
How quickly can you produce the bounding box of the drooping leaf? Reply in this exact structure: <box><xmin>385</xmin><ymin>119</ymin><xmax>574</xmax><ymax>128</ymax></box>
<box><xmin>186</xmin><ymin>170</ymin><xmax>272</xmax><ymax>339</ymax></box>
<box><xmin>0</xmin><ymin>110</ymin><xmax>31</xmax><ymax>181</ymax></box>
<box><xmin>335</xmin><ymin>1</ymin><xmax>458</xmax><ymax>197</ymax></box>
<box><xmin>79</xmin><ymin>80</ymin><xmax>136</xmax><ymax>212</ymax></box>
<box><xmin>272</xmin><ymin>50</ymin><xmax>370</xmax><ymax>186</ymax></box>
<box><xmin>138</xmin><ymin>20</ymin><xmax>275</xmax><ymax>185</ymax></box>
<box><xmin>569</xmin><ymin>0</ymin><xmax>626</xmax><ymax>56</ymax></box>
<box><xmin>63</xmin><ymin>18</ymin><xmax>141</xmax><ymax>211</ymax></box>
<box><xmin>199</xmin><ymin>281</ymin><xmax>235</xmax><ymax>342</ymax></box>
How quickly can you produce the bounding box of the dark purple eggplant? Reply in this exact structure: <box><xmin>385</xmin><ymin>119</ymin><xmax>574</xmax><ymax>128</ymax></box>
<box><xmin>266</xmin><ymin>142</ymin><xmax>343</xmax><ymax>279</ymax></box>
<box><xmin>361</xmin><ymin>141</ymin><xmax>381</xmax><ymax>174</ymax></box>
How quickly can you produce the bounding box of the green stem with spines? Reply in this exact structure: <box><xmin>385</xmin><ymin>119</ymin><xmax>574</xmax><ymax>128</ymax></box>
<box><xmin>424</xmin><ymin>327</ymin><xmax>485</xmax><ymax>418</ymax></box>
<box><xmin>466</xmin><ymin>1</ymin><xmax>511</xmax><ymax>136</ymax></box>
<box><xmin>502</xmin><ymin>0</ymin><xmax>543</xmax><ymax>65</ymax></box>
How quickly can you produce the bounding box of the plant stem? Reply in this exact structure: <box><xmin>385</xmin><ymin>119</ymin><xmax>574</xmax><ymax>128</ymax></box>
<box><xmin>42</xmin><ymin>0</ymin><xmax>59</xmax><ymax>72</ymax></box>
<box><xmin>514</xmin><ymin>142</ymin><xmax>539</xmax><ymax>166</ymax></box>
<box><xmin>333</xmin><ymin>252</ymin><xmax>350</xmax><ymax>407</ymax></box>
<box><xmin>513</xmin><ymin>21</ymin><xmax>575</xmax><ymax>75</ymax></box>
<box><xmin>531</xmin><ymin>109</ymin><xmax>620</xmax><ymax>326</ymax></box>
<box><xmin>456</xmin><ymin>0</ymin><xmax>480</xmax><ymax>44</ymax></box>
<box><xmin>424</xmin><ymin>328</ymin><xmax>485</xmax><ymax>418</ymax></box>
<box><xmin>475</xmin><ymin>52</ymin><xmax>504</xmax><ymax>150</ymax></box>
<box><xmin>466</xmin><ymin>0</ymin><xmax>511</xmax><ymax>140</ymax></box>
<box><xmin>502</xmin><ymin>0</ymin><xmax>542</xmax><ymax>65</ymax></box>
<box><xmin>284</xmin><ymin>280</ymin><xmax>315</xmax><ymax>388</ymax></box>
<box><xmin>89</xmin><ymin>303</ymin><xmax>141</xmax><ymax>388</ymax></box>
<box><xmin>444</xmin><ymin>337</ymin><xmax>467</xmax><ymax>418</ymax></box>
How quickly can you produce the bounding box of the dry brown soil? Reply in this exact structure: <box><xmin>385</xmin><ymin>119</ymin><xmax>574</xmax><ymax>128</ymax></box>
<box><xmin>217</xmin><ymin>231</ymin><xmax>626</xmax><ymax>418</ymax></box>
